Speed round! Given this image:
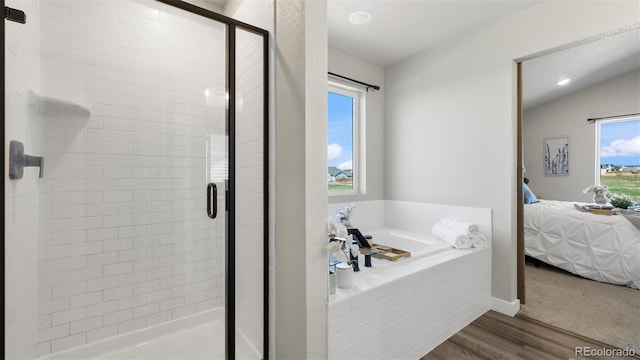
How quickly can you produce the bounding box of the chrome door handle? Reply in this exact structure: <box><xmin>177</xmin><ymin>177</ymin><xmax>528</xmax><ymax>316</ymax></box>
<box><xmin>207</xmin><ymin>183</ymin><xmax>217</xmax><ymax>219</ymax></box>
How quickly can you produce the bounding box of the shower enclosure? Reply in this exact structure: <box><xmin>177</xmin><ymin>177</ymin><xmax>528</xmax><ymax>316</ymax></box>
<box><xmin>3</xmin><ymin>0</ymin><xmax>268</xmax><ymax>358</ymax></box>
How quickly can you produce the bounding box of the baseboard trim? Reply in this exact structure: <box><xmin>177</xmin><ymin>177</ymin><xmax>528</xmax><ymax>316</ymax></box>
<box><xmin>491</xmin><ymin>297</ymin><xmax>520</xmax><ymax>317</ymax></box>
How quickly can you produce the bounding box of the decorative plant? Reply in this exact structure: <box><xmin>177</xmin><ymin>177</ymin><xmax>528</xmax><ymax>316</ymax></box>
<box><xmin>609</xmin><ymin>193</ymin><xmax>634</xmax><ymax>209</ymax></box>
<box><xmin>582</xmin><ymin>185</ymin><xmax>611</xmax><ymax>205</ymax></box>
<box><xmin>327</xmin><ymin>239</ymin><xmax>342</xmax><ymax>263</ymax></box>
<box><xmin>327</xmin><ymin>218</ymin><xmax>348</xmax><ymax>239</ymax></box>
<box><xmin>327</xmin><ymin>205</ymin><xmax>359</xmax><ymax>270</ymax></box>
<box><xmin>336</xmin><ymin>203</ymin><xmax>356</xmax><ymax>228</ymax></box>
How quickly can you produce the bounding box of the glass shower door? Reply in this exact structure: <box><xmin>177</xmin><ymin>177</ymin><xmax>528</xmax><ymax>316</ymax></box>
<box><xmin>5</xmin><ymin>1</ymin><xmax>229</xmax><ymax>358</ymax></box>
<box><xmin>235</xmin><ymin>27</ymin><xmax>266</xmax><ymax>359</ymax></box>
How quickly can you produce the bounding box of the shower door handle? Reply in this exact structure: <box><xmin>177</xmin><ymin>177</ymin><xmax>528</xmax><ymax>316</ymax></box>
<box><xmin>9</xmin><ymin>140</ymin><xmax>44</xmax><ymax>179</ymax></box>
<box><xmin>207</xmin><ymin>183</ymin><xmax>218</xmax><ymax>219</ymax></box>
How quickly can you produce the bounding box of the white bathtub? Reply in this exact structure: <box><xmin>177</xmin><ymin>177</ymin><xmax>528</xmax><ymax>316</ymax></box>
<box><xmin>329</xmin><ymin>228</ymin><xmax>491</xmax><ymax>359</ymax></box>
<box><xmin>366</xmin><ymin>228</ymin><xmax>452</xmax><ymax>258</ymax></box>
<box><xmin>333</xmin><ymin>228</ymin><xmax>458</xmax><ymax>297</ymax></box>
<box><xmin>328</xmin><ymin>201</ymin><xmax>493</xmax><ymax>359</ymax></box>
<box><xmin>38</xmin><ymin>308</ymin><xmax>260</xmax><ymax>360</ymax></box>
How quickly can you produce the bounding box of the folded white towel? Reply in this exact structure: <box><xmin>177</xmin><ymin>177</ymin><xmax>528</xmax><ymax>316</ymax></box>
<box><xmin>432</xmin><ymin>223</ymin><xmax>471</xmax><ymax>249</ymax></box>
<box><xmin>441</xmin><ymin>217</ymin><xmax>478</xmax><ymax>236</ymax></box>
<box><xmin>470</xmin><ymin>234</ymin><xmax>487</xmax><ymax>248</ymax></box>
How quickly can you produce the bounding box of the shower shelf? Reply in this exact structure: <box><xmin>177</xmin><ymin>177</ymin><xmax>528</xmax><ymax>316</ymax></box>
<box><xmin>29</xmin><ymin>91</ymin><xmax>91</xmax><ymax>118</ymax></box>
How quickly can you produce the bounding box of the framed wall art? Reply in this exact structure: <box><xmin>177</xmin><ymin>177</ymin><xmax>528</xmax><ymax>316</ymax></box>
<box><xmin>544</xmin><ymin>137</ymin><xmax>569</xmax><ymax>176</ymax></box>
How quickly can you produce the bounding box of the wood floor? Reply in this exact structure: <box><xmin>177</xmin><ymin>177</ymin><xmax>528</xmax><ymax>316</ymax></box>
<box><xmin>421</xmin><ymin>311</ymin><xmax>639</xmax><ymax>360</ymax></box>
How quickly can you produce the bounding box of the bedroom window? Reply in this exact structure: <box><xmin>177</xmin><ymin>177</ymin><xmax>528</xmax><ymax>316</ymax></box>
<box><xmin>328</xmin><ymin>82</ymin><xmax>366</xmax><ymax>195</ymax></box>
<box><xmin>596</xmin><ymin>117</ymin><xmax>640</xmax><ymax>202</ymax></box>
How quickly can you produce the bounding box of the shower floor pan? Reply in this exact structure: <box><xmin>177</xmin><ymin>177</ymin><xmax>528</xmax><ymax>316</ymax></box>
<box><xmin>39</xmin><ymin>308</ymin><xmax>259</xmax><ymax>359</ymax></box>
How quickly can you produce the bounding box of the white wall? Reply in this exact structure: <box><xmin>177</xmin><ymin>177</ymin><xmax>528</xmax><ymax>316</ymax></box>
<box><xmin>328</xmin><ymin>47</ymin><xmax>385</xmax><ymax>203</ymax></box>
<box><xmin>524</xmin><ymin>69</ymin><xmax>640</xmax><ymax>202</ymax></box>
<box><xmin>273</xmin><ymin>0</ymin><xmax>328</xmax><ymax>359</ymax></box>
<box><xmin>384</xmin><ymin>1</ymin><xmax>639</xmax><ymax>303</ymax></box>
<box><xmin>5</xmin><ymin>0</ymin><xmax>42</xmax><ymax>358</ymax></box>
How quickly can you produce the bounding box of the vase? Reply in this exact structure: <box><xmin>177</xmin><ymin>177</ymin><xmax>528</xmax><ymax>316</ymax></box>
<box><xmin>336</xmin><ymin>263</ymin><xmax>353</xmax><ymax>289</ymax></box>
<box><xmin>593</xmin><ymin>193</ymin><xmax>609</xmax><ymax>205</ymax></box>
<box><xmin>329</xmin><ymin>272</ymin><xmax>336</xmax><ymax>295</ymax></box>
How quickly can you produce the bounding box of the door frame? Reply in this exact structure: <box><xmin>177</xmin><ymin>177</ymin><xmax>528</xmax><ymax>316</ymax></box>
<box><xmin>153</xmin><ymin>3</ymin><xmax>271</xmax><ymax>358</ymax></box>
<box><xmin>1</xmin><ymin>1</ymin><xmax>6</xmax><ymax>355</ymax></box>
<box><xmin>516</xmin><ymin>62</ymin><xmax>525</xmax><ymax>304</ymax></box>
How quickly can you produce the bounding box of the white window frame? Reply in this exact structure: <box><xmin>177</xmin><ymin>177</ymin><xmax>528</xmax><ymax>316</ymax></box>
<box><xmin>594</xmin><ymin>115</ymin><xmax>640</xmax><ymax>185</ymax></box>
<box><xmin>328</xmin><ymin>81</ymin><xmax>366</xmax><ymax>196</ymax></box>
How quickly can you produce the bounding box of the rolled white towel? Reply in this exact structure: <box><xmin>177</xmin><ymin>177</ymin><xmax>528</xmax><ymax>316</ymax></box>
<box><xmin>441</xmin><ymin>217</ymin><xmax>478</xmax><ymax>236</ymax></box>
<box><xmin>432</xmin><ymin>223</ymin><xmax>471</xmax><ymax>249</ymax></box>
<box><xmin>470</xmin><ymin>234</ymin><xmax>487</xmax><ymax>248</ymax></box>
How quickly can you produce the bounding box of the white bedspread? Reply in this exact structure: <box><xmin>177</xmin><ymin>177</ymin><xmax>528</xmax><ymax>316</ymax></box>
<box><xmin>524</xmin><ymin>200</ymin><xmax>640</xmax><ymax>289</ymax></box>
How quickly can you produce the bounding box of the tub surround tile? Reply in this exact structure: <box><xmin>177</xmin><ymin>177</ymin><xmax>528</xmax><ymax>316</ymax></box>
<box><xmin>329</xmin><ymin>200</ymin><xmax>492</xmax><ymax>247</ymax></box>
<box><xmin>329</xmin><ymin>248</ymin><xmax>491</xmax><ymax>359</ymax></box>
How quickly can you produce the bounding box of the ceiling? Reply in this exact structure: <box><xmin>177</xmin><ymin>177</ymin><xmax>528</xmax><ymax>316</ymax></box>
<box><xmin>522</xmin><ymin>29</ymin><xmax>640</xmax><ymax>109</ymax></box>
<box><xmin>207</xmin><ymin>1</ymin><xmax>639</xmax><ymax>109</ymax></box>
<box><xmin>327</xmin><ymin>1</ymin><xmax>640</xmax><ymax>109</ymax></box>
<box><xmin>328</xmin><ymin>0</ymin><xmax>541</xmax><ymax>67</ymax></box>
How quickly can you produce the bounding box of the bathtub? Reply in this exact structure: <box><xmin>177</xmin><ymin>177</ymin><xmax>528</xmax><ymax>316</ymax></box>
<box><xmin>366</xmin><ymin>228</ymin><xmax>452</xmax><ymax>258</ymax></box>
<box><xmin>333</xmin><ymin>228</ymin><xmax>457</xmax><ymax>295</ymax></box>
<box><xmin>38</xmin><ymin>308</ymin><xmax>260</xmax><ymax>359</ymax></box>
<box><xmin>328</xmin><ymin>228</ymin><xmax>491</xmax><ymax>359</ymax></box>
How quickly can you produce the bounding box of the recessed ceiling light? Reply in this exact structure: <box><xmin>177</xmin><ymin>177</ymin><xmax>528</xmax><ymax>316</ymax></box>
<box><xmin>349</xmin><ymin>11</ymin><xmax>371</xmax><ymax>25</ymax></box>
<box><xmin>557</xmin><ymin>78</ymin><xmax>571</xmax><ymax>86</ymax></box>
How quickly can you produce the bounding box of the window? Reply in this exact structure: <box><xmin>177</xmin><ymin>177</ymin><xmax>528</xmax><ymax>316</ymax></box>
<box><xmin>327</xmin><ymin>82</ymin><xmax>365</xmax><ymax>195</ymax></box>
<box><xmin>596</xmin><ymin>117</ymin><xmax>640</xmax><ymax>202</ymax></box>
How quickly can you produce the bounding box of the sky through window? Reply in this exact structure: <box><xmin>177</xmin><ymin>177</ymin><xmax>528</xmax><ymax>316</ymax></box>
<box><xmin>327</xmin><ymin>91</ymin><xmax>354</xmax><ymax>170</ymax></box>
<box><xmin>600</xmin><ymin>119</ymin><xmax>640</xmax><ymax>166</ymax></box>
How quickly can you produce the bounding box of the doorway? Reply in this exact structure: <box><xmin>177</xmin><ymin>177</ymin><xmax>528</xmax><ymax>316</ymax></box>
<box><xmin>516</xmin><ymin>28</ymin><xmax>640</xmax><ymax>350</ymax></box>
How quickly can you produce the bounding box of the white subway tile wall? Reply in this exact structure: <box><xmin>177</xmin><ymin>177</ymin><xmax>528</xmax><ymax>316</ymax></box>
<box><xmin>5</xmin><ymin>0</ymin><xmax>42</xmax><ymax>358</ymax></box>
<box><xmin>35</xmin><ymin>0</ymin><xmax>228</xmax><ymax>355</ymax></box>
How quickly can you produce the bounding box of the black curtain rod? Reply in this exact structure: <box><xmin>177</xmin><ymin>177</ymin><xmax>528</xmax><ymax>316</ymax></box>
<box><xmin>328</xmin><ymin>72</ymin><xmax>380</xmax><ymax>91</ymax></box>
<box><xmin>587</xmin><ymin>113</ymin><xmax>640</xmax><ymax>123</ymax></box>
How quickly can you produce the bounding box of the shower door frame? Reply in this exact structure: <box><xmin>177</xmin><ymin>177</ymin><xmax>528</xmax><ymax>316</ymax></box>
<box><xmin>1</xmin><ymin>0</ymin><xmax>270</xmax><ymax>358</ymax></box>
<box><xmin>2</xmin><ymin>1</ymin><xmax>7</xmax><ymax>358</ymax></box>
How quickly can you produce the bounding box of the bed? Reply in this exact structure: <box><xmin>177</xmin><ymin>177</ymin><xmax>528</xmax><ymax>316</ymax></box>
<box><xmin>524</xmin><ymin>199</ymin><xmax>640</xmax><ymax>289</ymax></box>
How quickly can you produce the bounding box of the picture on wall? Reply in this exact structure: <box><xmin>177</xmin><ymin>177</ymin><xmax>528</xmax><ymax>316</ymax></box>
<box><xmin>544</xmin><ymin>137</ymin><xmax>569</xmax><ymax>176</ymax></box>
